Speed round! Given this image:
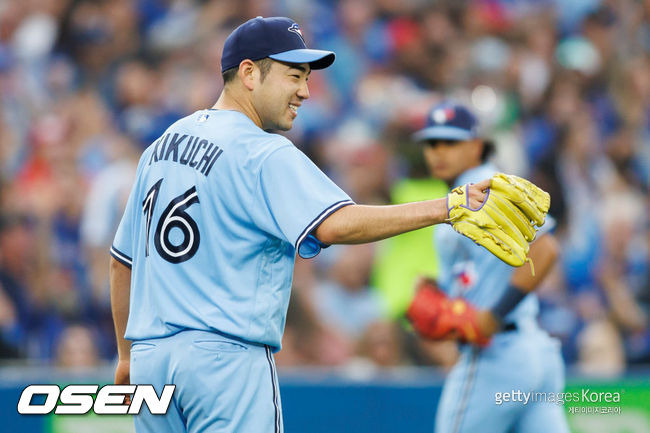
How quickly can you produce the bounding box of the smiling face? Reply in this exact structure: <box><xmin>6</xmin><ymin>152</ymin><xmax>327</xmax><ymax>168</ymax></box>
<box><xmin>251</xmin><ymin>60</ymin><xmax>310</xmax><ymax>131</ymax></box>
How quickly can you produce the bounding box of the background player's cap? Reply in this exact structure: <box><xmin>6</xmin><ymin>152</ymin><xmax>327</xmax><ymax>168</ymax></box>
<box><xmin>413</xmin><ymin>103</ymin><xmax>479</xmax><ymax>142</ymax></box>
<box><xmin>221</xmin><ymin>16</ymin><xmax>335</xmax><ymax>73</ymax></box>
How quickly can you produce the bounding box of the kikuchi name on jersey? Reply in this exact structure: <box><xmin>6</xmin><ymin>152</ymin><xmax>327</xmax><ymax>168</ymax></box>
<box><xmin>149</xmin><ymin>133</ymin><xmax>224</xmax><ymax>176</ymax></box>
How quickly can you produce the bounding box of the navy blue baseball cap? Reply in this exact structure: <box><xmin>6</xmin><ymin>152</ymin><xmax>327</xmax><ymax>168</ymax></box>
<box><xmin>221</xmin><ymin>16</ymin><xmax>335</xmax><ymax>73</ymax></box>
<box><xmin>413</xmin><ymin>103</ymin><xmax>480</xmax><ymax>142</ymax></box>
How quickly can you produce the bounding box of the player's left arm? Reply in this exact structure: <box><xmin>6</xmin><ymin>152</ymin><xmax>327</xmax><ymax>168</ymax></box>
<box><xmin>476</xmin><ymin>233</ymin><xmax>560</xmax><ymax>336</ymax></box>
<box><xmin>110</xmin><ymin>257</ymin><xmax>132</xmax><ymax>387</ymax></box>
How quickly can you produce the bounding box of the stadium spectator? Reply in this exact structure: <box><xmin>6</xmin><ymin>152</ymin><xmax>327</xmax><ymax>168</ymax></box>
<box><xmin>0</xmin><ymin>0</ymin><xmax>646</xmax><ymax>377</ymax></box>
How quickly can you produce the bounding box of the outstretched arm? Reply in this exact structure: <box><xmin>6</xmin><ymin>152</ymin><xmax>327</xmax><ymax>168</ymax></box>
<box><xmin>110</xmin><ymin>257</ymin><xmax>132</xmax><ymax>386</ymax></box>
<box><xmin>314</xmin><ymin>180</ymin><xmax>489</xmax><ymax>244</ymax></box>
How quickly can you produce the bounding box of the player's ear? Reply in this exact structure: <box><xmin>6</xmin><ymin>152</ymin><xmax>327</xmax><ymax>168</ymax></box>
<box><xmin>238</xmin><ymin>59</ymin><xmax>257</xmax><ymax>91</ymax></box>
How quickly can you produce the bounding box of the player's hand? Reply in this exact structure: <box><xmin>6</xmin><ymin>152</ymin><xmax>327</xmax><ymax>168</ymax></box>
<box><xmin>446</xmin><ymin>173</ymin><xmax>550</xmax><ymax>268</ymax></box>
<box><xmin>466</xmin><ymin>179</ymin><xmax>490</xmax><ymax>209</ymax></box>
<box><xmin>114</xmin><ymin>359</ymin><xmax>131</xmax><ymax>405</ymax></box>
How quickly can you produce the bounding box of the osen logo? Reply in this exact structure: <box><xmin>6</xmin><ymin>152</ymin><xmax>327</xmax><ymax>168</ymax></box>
<box><xmin>17</xmin><ymin>384</ymin><xmax>175</xmax><ymax>415</ymax></box>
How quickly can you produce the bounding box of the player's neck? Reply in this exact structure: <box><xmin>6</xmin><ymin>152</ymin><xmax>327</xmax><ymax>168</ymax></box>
<box><xmin>212</xmin><ymin>88</ymin><xmax>263</xmax><ymax>129</ymax></box>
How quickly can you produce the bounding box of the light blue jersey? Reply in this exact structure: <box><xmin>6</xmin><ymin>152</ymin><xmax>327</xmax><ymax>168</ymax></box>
<box><xmin>110</xmin><ymin>109</ymin><xmax>353</xmax><ymax>350</ymax></box>
<box><xmin>434</xmin><ymin>164</ymin><xmax>555</xmax><ymax>327</ymax></box>
<box><xmin>433</xmin><ymin>164</ymin><xmax>568</xmax><ymax>433</ymax></box>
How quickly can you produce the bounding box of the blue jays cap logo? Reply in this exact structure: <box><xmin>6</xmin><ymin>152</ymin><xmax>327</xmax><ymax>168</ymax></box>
<box><xmin>432</xmin><ymin>108</ymin><xmax>456</xmax><ymax>124</ymax></box>
<box><xmin>288</xmin><ymin>23</ymin><xmax>306</xmax><ymax>43</ymax></box>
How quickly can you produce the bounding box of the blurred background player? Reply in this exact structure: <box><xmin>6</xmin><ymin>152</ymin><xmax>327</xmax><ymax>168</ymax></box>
<box><xmin>410</xmin><ymin>102</ymin><xmax>569</xmax><ymax>433</ymax></box>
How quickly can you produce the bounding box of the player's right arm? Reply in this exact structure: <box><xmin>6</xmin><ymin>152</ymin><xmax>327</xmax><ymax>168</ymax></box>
<box><xmin>110</xmin><ymin>256</ymin><xmax>132</xmax><ymax>386</ymax></box>
<box><xmin>314</xmin><ymin>180</ymin><xmax>489</xmax><ymax>245</ymax></box>
<box><xmin>108</xmin><ymin>149</ymin><xmax>146</xmax><ymax>386</ymax></box>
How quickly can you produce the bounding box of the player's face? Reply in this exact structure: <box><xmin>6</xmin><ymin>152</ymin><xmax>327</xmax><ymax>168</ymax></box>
<box><xmin>422</xmin><ymin>139</ymin><xmax>483</xmax><ymax>183</ymax></box>
<box><xmin>253</xmin><ymin>61</ymin><xmax>310</xmax><ymax>131</ymax></box>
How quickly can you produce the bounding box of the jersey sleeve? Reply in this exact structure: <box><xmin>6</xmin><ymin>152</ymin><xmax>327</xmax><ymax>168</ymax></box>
<box><xmin>110</xmin><ymin>158</ymin><xmax>146</xmax><ymax>268</ymax></box>
<box><xmin>256</xmin><ymin>144</ymin><xmax>354</xmax><ymax>259</ymax></box>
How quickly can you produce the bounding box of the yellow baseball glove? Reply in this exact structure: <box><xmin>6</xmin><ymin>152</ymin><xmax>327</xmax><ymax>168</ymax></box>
<box><xmin>447</xmin><ymin>173</ymin><xmax>550</xmax><ymax>267</ymax></box>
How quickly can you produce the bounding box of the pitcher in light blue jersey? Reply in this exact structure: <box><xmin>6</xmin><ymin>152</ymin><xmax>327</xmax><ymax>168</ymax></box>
<box><xmin>413</xmin><ymin>102</ymin><xmax>570</xmax><ymax>433</ymax></box>
<box><xmin>110</xmin><ymin>17</ymin><xmax>496</xmax><ymax>433</ymax></box>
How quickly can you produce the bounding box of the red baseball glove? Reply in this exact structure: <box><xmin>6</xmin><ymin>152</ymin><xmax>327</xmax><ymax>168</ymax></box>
<box><xmin>406</xmin><ymin>278</ymin><xmax>491</xmax><ymax>347</ymax></box>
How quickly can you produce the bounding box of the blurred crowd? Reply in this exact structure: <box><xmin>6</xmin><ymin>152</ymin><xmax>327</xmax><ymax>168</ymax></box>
<box><xmin>0</xmin><ymin>0</ymin><xmax>648</xmax><ymax>377</ymax></box>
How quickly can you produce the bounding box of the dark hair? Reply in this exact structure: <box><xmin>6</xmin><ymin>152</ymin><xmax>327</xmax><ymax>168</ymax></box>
<box><xmin>222</xmin><ymin>58</ymin><xmax>274</xmax><ymax>85</ymax></box>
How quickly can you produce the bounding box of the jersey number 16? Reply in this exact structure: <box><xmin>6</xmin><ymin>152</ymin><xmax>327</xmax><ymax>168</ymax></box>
<box><xmin>142</xmin><ymin>178</ymin><xmax>201</xmax><ymax>264</ymax></box>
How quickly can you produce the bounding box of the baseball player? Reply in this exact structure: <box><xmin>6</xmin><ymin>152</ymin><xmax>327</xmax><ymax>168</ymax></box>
<box><xmin>110</xmin><ymin>17</ymin><xmax>546</xmax><ymax>433</ymax></box>
<box><xmin>407</xmin><ymin>102</ymin><xmax>570</xmax><ymax>433</ymax></box>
